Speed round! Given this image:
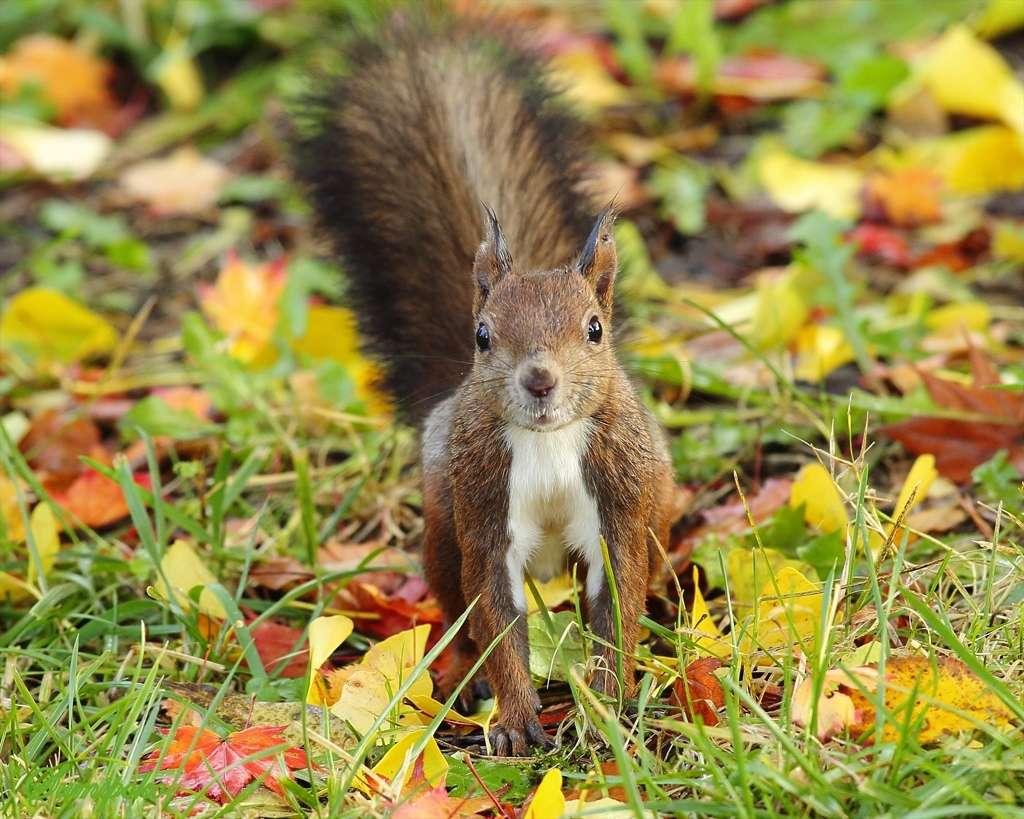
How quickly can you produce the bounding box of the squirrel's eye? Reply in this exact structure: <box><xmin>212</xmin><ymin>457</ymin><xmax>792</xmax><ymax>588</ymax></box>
<box><xmin>587</xmin><ymin>316</ymin><xmax>603</xmax><ymax>344</ymax></box>
<box><xmin>476</xmin><ymin>322</ymin><xmax>491</xmax><ymax>352</ymax></box>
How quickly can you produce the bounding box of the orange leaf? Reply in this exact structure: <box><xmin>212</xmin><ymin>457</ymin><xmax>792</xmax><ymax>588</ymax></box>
<box><xmin>0</xmin><ymin>35</ymin><xmax>119</xmax><ymax>131</ymax></box>
<box><xmin>864</xmin><ymin>169</ymin><xmax>943</xmax><ymax>227</ymax></box>
<box><xmin>50</xmin><ymin>468</ymin><xmax>152</xmax><ymax>529</ymax></box>
<box><xmin>19</xmin><ymin>410</ymin><xmax>108</xmax><ymax>494</ymax></box>
<box><xmin>139</xmin><ymin>724</ymin><xmax>310</xmax><ymax>804</ymax></box>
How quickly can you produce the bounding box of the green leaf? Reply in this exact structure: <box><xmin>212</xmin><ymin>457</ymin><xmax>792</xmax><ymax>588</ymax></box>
<box><xmin>445</xmin><ymin>757</ymin><xmax>533</xmax><ymax>801</ymax></box>
<box><xmin>797</xmin><ymin>530</ymin><xmax>846</xmax><ymax>579</ymax></box>
<box><xmin>119</xmin><ymin>395</ymin><xmax>215</xmax><ymax>441</ymax></box>
<box><xmin>650</xmin><ymin>160</ymin><xmax>710</xmax><ymax>236</ymax></box>
<box><xmin>528</xmin><ymin>609</ymin><xmax>586</xmax><ymax>683</ymax></box>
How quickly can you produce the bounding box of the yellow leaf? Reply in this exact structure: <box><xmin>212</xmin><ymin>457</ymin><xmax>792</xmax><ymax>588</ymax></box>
<box><xmin>846</xmin><ymin>656</ymin><xmax>1017</xmax><ymax>744</ymax></box>
<box><xmin>26</xmin><ymin>502</ymin><xmax>59</xmax><ymax>584</ymax></box>
<box><xmin>549</xmin><ymin>49</ymin><xmax>631</xmax><ymax>111</ymax></box>
<box><xmin>0</xmin><ymin>287</ymin><xmax>119</xmax><ymax>367</ymax></box>
<box><xmin>367</xmin><ymin>729</ymin><xmax>447</xmax><ymax>794</ymax></box>
<box><xmin>1</xmin><ymin>475</ymin><xmax>27</xmax><ymax>543</ymax></box>
<box><xmin>153</xmin><ymin>31</ymin><xmax>204</xmax><ymax>112</ymax></box>
<box><xmin>153</xmin><ymin>539</ymin><xmax>227</xmax><ymax>620</ymax></box>
<box><xmin>870</xmin><ymin>455</ymin><xmax>938</xmax><ymax>555</ymax></box>
<box><xmin>365</xmin><ymin>624</ymin><xmax>431</xmax><ymax>673</ymax></box>
<box><xmin>331</xmin><ymin>663</ymin><xmax>396</xmax><ymax>737</ymax></box>
<box><xmin>738</xmin><ymin>567</ymin><xmax>830</xmax><ymax>664</ymax></box>
<box><xmin>198</xmin><ymin>252</ymin><xmax>286</xmax><ymax>366</ymax></box>
<box><xmin>290</xmin><ymin>305</ymin><xmax>392</xmax><ymax>414</ymax></box>
<box><xmin>727</xmin><ymin>547</ymin><xmax>817</xmax><ymax>625</ymax></box>
<box><xmin>921</xmin><ymin>25</ymin><xmax>1024</xmax><ymax>137</ymax></box>
<box><xmin>0</xmin><ymin>571</ymin><xmax>34</xmax><ymax>602</ymax></box>
<box><xmin>790</xmin><ymin>463</ymin><xmax>849</xmax><ymax>535</ymax></box>
<box><xmin>691</xmin><ymin>567</ymin><xmax>731</xmax><ymax>659</ymax></box>
<box><xmin>748</xmin><ymin>268</ymin><xmax>808</xmax><ymax>349</ymax></box>
<box><xmin>908</xmin><ymin>126</ymin><xmax>1024</xmax><ymax>194</ymax></box>
<box><xmin>759</xmin><ymin>147</ymin><xmax>863</xmax><ymax>220</ymax></box>
<box><xmin>975</xmin><ymin>0</ymin><xmax>1024</xmax><ymax>39</ymax></box>
<box><xmin>923</xmin><ymin>301</ymin><xmax>991</xmax><ymax>333</ymax></box>
<box><xmin>307</xmin><ymin>614</ymin><xmax>355</xmax><ymax>704</ymax></box>
<box><xmin>993</xmin><ymin>219</ymin><xmax>1024</xmax><ymax>261</ymax></box>
<box><xmin>406</xmin><ymin>694</ymin><xmax>490</xmax><ymax>728</ymax></box>
<box><xmin>794</xmin><ymin>325</ymin><xmax>856</xmax><ymax>383</ymax></box>
<box><xmin>526</xmin><ymin>572</ymin><xmax>578</xmax><ymax>615</ymax></box>
<box><xmin>524</xmin><ymin>768</ymin><xmax>566</xmax><ymax>819</ymax></box>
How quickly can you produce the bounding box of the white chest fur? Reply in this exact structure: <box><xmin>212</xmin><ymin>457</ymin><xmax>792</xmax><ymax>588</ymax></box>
<box><xmin>504</xmin><ymin>420</ymin><xmax>603</xmax><ymax>612</ymax></box>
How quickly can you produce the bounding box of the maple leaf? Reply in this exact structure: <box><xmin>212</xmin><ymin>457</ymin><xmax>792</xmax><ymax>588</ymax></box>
<box><xmin>140</xmin><ymin>724</ymin><xmax>310</xmax><ymax>804</ymax></box>
<box><xmin>882</xmin><ymin>349</ymin><xmax>1024</xmax><ymax>483</ymax></box>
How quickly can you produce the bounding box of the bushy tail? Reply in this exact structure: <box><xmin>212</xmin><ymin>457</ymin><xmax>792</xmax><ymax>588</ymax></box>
<box><xmin>289</xmin><ymin>18</ymin><xmax>595</xmax><ymax>421</ymax></box>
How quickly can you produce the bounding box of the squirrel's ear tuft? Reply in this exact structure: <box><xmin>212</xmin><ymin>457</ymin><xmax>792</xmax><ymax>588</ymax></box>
<box><xmin>474</xmin><ymin>204</ymin><xmax>514</xmax><ymax>310</ymax></box>
<box><xmin>578</xmin><ymin>206</ymin><xmax>617</xmax><ymax>314</ymax></box>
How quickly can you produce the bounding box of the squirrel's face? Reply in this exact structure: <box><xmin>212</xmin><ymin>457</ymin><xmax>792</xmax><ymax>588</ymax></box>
<box><xmin>470</xmin><ymin>205</ymin><xmax>620</xmax><ymax>431</ymax></box>
<box><xmin>473</xmin><ymin>270</ymin><xmax>616</xmax><ymax>431</ymax></box>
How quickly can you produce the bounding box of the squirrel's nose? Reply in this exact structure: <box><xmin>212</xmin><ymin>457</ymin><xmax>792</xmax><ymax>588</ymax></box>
<box><xmin>522</xmin><ymin>367</ymin><xmax>558</xmax><ymax>399</ymax></box>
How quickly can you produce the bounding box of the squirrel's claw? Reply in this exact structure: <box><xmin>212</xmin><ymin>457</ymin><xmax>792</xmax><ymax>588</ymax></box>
<box><xmin>489</xmin><ymin>715</ymin><xmax>553</xmax><ymax>756</ymax></box>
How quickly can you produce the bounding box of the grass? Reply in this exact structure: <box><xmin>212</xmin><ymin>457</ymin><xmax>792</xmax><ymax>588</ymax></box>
<box><xmin>2</xmin><ymin>0</ymin><xmax>1023</xmax><ymax>815</ymax></box>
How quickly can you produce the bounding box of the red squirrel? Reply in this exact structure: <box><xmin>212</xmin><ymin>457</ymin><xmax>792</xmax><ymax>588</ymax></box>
<box><xmin>291</xmin><ymin>18</ymin><xmax>675</xmax><ymax>756</ymax></box>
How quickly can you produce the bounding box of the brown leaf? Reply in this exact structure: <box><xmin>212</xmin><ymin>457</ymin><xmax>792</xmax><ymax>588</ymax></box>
<box><xmin>671</xmin><ymin>657</ymin><xmax>725</xmax><ymax>726</ymax></box>
<box><xmin>19</xmin><ymin>410</ymin><xmax>109</xmax><ymax>494</ymax></box>
<box><xmin>337</xmin><ymin>581</ymin><xmax>444</xmax><ymax>642</ymax></box>
<box><xmin>864</xmin><ymin>169</ymin><xmax>943</xmax><ymax>227</ymax></box>
<box><xmin>882</xmin><ymin>354</ymin><xmax>1023</xmax><ymax>482</ymax></box>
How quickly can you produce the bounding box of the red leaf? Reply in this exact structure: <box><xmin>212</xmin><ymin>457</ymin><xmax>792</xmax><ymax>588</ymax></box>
<box><xmin>848</xmin><ymin>224</ymin><xmax>913</xmax><ymax>268</ymax></box>
<box><xmin>19</xmin><ymin>410</ymin><xmax>108</xmax><ymax>493</ymax></box>
<box><xmin>140</xmin><ymin>724</ymin><xmax>310</xmax><ymax>804</ymax></box>
<box><xmin>248</xmin><ymin>618</ymin><xmax>318</xmax><ymax>678</ymax></box>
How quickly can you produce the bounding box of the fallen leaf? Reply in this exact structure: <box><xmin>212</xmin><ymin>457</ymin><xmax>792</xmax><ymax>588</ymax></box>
<box><xmin>975</xmin><ymin>0</ymin><xmax>1024</xmax><ymax>39</ymax></box>
<box><xmin>759</xmin><ymin>146</ymin><xmax>863</xmax><ymax>220</ymax></box>
<box><xmin>25</xmin><ymin>502</ymin><xmax>59</xmax><ymax>585</ymax></box>
<box><xmin>549</xmin><ymin>46</ymin><xmax>631</xmax><ymax>110</ymax></box>
<box><xmin>250</xmin><ymin>618</ymin><xmax>312</xmax><ymax>679</ymax></box>
<box><xmin>906</xmin><ymin>126</ymin><xmax>1024</xmax><ymax>195</ymax></box>
<box><xmin>690</xmin><ymin>567</ymin><xmax>731</xmax><ymax>659</ymax></box>
<box><xmin>0</xmin><ymin>123</ymin><xmax>112</xmax><ymax>181</ymax></box>
<box><xmin>1</xmin><ymin>288</ymin><xmax>119</xmax><ymax>370</ymax></box>
<box><xmin>139</xmin><ymin>724</ymin><xmax>310</xmax><ymax>804</ymax></box>
<box><xmin>919</xmin><ymin>25</ymin><xmax>1024</xmax><ymax>137</ymax></box>
<box><xmin>748</xmin><ymin>267</ymin><xmax>808</xmax><ymax>349</ymax></box>
<box><xmin>337</xmin><ymin>580</ymin><xmax>443</xmax><ymax>641</ymax></box>
<box><xmin>0</xmin><ymin>35</ymin><xmax>118</xmax><ymax>129</ymax></box>
<box><xmin>679</xmin><ymin>478</ymin><xmax>793</xmax><ymax>556</ymax></box>
<box><xmin>524</xmin><ymin>768</ymin><xmax>565</xmax><ymax>819</ymax></box>
<box><xmin>847</xmin><ymin>223</ymin><xmax>914</xmax><ymax>268</ymax></box>
<box><xmin>793</xmin><ymin>655</ymin><xmax>1018</xmax><ymax>744</ymax></box>
<box><xmin>152</xmin><ymin>386</ymin><xmax>213</xmax><ymax>420</ymax></box>
<box><xmin>0</xmin><ymin>474</ymin><xmax>27</xmax><ymax>543</ymax></box>
<box><xmin>306</xmin><ymin>614</ymin><xmax>354</xmax><ymax>702</ymax></box>
<box><xmin>870</xmin><ymin>454</ymin><xmax>937</xmax><ymax>553</ymax></box>
<box><xmin>18</xmin><ymin>410</ymin><xmax>108</xmax><ymax>494</ymax></box>
<box><xmin>882</xmin><ymin>351</ymin><xmax>1024</xmax><ymax>482</ymax></box>
<box><xmin>152</xmin><ymin>540</ymin><xmax>228</xmax><ymax>620</ymax></box>
<box><xmin>672</xmin><ymin>656</ymin><xmax>725</xmax><ymax>726</ymax></box>
<box><xmin>656</xmin><ymin>54</ymin><xmax>827</xmax><ymax>101</ymax></box>
<box><xmin>794</xmin><ymin>325</ymin><xmax>856</xmax><ymax>383</ymax></box>
<box><xmin>51</xmin><ymin>468</ymin><xmax>151</xmax><ymax>530</ymax></box>
<box><xmin>371</xmin><ymin>729</ymin><xmax>447</xmax><ymax>795</ymax></box>
<box><xmin>863</xmin><ymin>169</ymin><xmax>943</xmax><ymax>227</ymax></box>
<box><xmin>153</xmin><ymin>31</ymin><xmax>204</xmax><ymax>112</ymax></box>
<box><xmin>120</xmin><ymin>146</ymin><xmax>231</xmax><ymax>217</ymax></box>
<box><xmin>198</xmin><ymin>251</ymin><xmax>287</xmax><ymax>366</ymax></box>
<box><xmin>737</xmin><ymin>566</ymin><xmax>832</xmax><ymax>664</ymax></box>
<box><xmin>790</xmin><ymin>463</ymin><xmax>849</xmax><ymax>535</ymax></box>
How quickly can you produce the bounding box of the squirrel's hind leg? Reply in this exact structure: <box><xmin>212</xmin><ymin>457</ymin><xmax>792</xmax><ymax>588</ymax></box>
<box><xmin>422</xmin><ymin>477</ymin><xmax>489</xmax><ymax>714</ymax></box>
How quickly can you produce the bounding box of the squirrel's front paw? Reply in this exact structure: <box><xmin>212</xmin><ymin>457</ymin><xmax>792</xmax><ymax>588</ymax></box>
<box><xmin>489</xmin><ymin>714</ymin><xmax>553</xmax><ymax>756</ymax></box>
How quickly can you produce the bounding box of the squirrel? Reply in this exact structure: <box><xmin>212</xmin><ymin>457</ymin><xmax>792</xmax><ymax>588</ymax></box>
<box><xmin>291</xmin><ymin>16</ymin><xmax>675</xmax><ymax>756</ymax></box>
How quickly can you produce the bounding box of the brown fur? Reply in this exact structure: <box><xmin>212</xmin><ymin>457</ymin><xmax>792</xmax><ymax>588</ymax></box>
<box><xmin>291</xmin><ymin>19</ymin><xmax>675</xmax><ymax>756</ymax></box>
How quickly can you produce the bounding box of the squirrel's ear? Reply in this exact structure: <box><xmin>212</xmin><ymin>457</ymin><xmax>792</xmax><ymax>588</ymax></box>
<box><xmin>474</xmin><ymin>205</ymin><xmax>513</xmax><ymax>310</ymax></box>
<box><xmin>578</xmin><ymin>206</ymin><xmax>617</xmax><ymax>314</ymax></box>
